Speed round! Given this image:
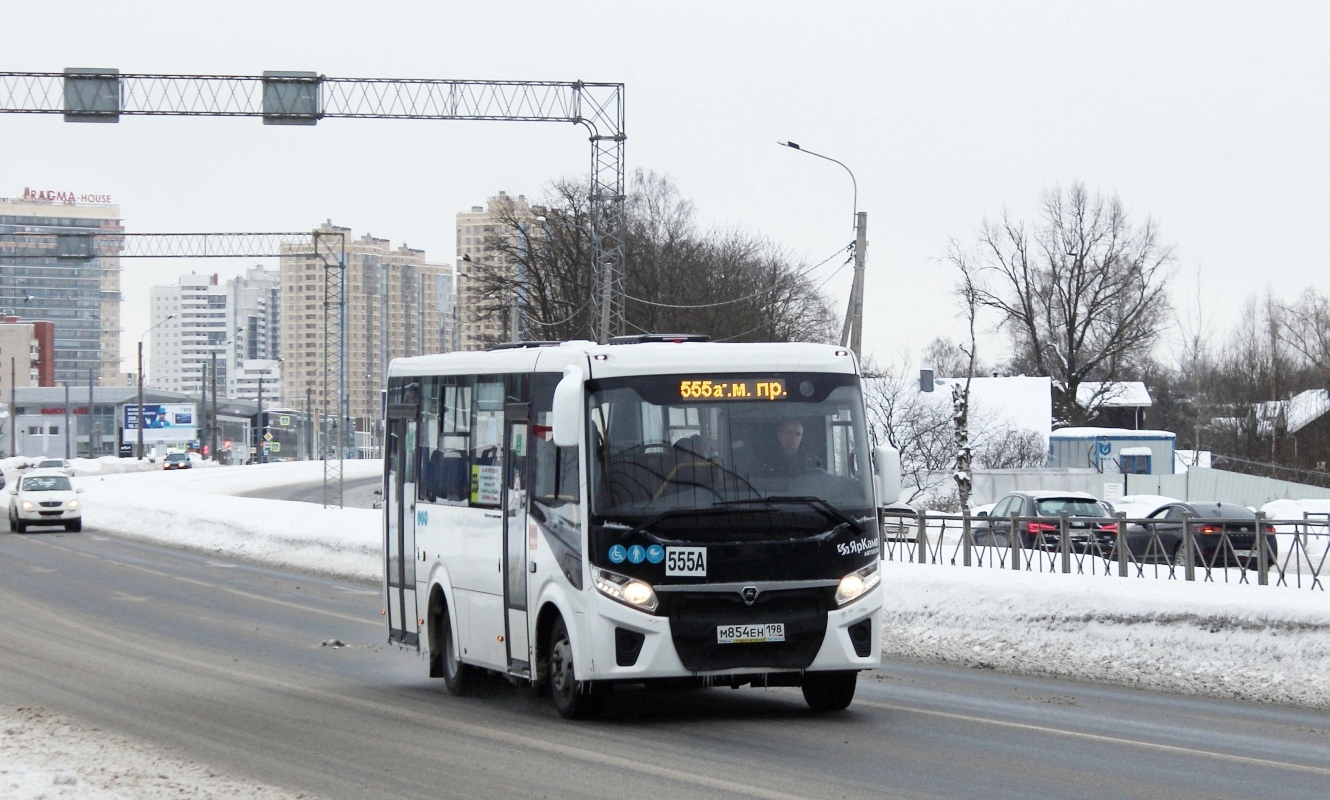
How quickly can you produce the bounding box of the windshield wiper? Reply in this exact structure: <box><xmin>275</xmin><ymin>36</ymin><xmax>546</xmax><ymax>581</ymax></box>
<box><xmin>712</xmin><ymin>496</ymin><xmax>861</xmax><ymax>531</ymax></box>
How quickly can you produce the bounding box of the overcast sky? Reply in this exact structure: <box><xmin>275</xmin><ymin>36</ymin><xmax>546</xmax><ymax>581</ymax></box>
<box><xmin>4</xmin><ymin>1</ymin><xmax>1326</xmax><ymax>374</ymax></box>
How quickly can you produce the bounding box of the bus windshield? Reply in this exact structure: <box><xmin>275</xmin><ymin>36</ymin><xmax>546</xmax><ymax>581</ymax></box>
<box><xmin>588</xmin><ymin>372</ymin><xmax>874</xmax><ymax>521</ymax></box>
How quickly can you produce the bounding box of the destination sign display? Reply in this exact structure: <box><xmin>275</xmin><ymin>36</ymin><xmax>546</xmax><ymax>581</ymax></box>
<box><xmin>677</xmin><ymin>378</ymin><xmax>787</xmax><ymax>401</ymax></box>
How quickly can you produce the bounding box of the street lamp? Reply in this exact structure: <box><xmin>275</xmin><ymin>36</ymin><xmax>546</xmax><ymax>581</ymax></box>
<box><xmin>778</xmin><ymin>140</ymin><xmax>867</xmax><ymax>357</ymax></box>
<box><xmin>136</xmin><ymin>313</ymin><xmax>176</xmax><ymax>459</ymax></box>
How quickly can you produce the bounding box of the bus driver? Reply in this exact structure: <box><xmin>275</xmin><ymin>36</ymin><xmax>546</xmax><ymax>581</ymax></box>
<box><xmin>763</xmin><ymin>418</ymin><xmax>820</xmax><ymax>475</ymax></box>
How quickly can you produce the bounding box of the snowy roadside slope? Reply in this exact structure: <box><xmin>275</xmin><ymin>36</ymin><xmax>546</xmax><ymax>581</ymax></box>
<box><xmin>77</xmin><ymin>460</ymin><xmax>383</xmax><ymax>581</ymax></box>
<box><xmin>882</xmin><ymin>562</ymin><xmax>1330</xmax><ymax>708</ymax></box>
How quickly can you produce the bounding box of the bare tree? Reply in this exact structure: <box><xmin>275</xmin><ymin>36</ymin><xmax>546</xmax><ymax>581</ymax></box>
<box><xmin>466</xmin><ymin>181</ymin><xmax>599</xmax><ymax>345</ymax></box>
<box><xmin>953</xmin><ymin>184</ymin><xmax>1173</xmax><ymax>426</ymax></box>
<box><xmin>862</xmin><ymin>363</ymin><xmax>1048</xmax><ymax>506</ymax></box>
<box><xmin>920</xmin><ymin>336</ymin><xmax>990</xmax><ymax>378</ymax></box>
<box><xmin>974</xmin><ymin>429</ymin><xmax>1047</xmax><ymax>469</ymax></box>
<box><xmin>861</xmin><ymin>372</ymin><xmax>958</xmax><ymax>504</ymax></box>
<box><xmin>1279</xmin><ymin>287</ymin><xmax>1330</xmax><ymax>374</ymax></box>
<box><xmin>471</xmin><ymin>170</ymin><xmax>837</xmax><ymax>345</ymax></box>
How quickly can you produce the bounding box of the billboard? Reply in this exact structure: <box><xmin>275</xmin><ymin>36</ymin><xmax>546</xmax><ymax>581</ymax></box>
<box><xmin>123</xmin><ymin>403</ymin><xmax>197</xmax><ymax>445</ymax></box>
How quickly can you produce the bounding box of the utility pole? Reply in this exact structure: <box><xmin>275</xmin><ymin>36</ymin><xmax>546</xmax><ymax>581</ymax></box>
<box><xmin>63</xmin><ymin>382</ymin><xmax>70</xmax><ymax>459</ymax></box>
<box><xmin>87</xmin><ymin>367</ymin><xmax>95</xmax><ymax>459</ymax></box>
<box><xmin>844</xmin><ymin>211</ymin><xmax>867</xmax><ymax>358</ymax></box>
<box><xmin>777</xmin><ymin>141</ymin><xmax>867</xmax><ymax>359</ymax></box>
<box><xmin>9</xmin><ymin>358</ymin><xmax>15</xmax><ymax>458</ymax></box>
<box><xmin>210</xmin><ymin>349</ymin><xmax>218</xmax><ymax>463</ymax></box>
<box><xmin>256</xmin><ymin>374</ymin><xmax>264</xmax><ymax>465</ymax></box>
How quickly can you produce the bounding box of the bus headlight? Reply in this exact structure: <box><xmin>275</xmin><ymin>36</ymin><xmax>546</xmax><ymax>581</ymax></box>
<box><xmin>595</xmin><ymin>568</ymin><xmax>659</xmax><ymax>613</ymax></box>
<box><xmin>835</xmin><ymin>562</ymin><xmax>880</xmax><ymax>606</ymax></box>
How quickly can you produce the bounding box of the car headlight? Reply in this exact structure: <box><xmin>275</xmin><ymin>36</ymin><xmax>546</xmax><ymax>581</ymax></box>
<box><xmin>20</xmin><ymin>500</ymin><xmax>34</xmax><ymax>511</ymax></box>
<box><xmin>66</xmin><ymin>499</ymin><xmax>80</xmax><ymax>509</ymax></box>
<box><xmin>594</xmin><ymin>568</ymin><xmax>659</xmax><ymax>613</ymax></box>
<box><xmin>835</xmin><ymin>562</ymin><xmax>881</xmax><ymax>606</ymax></box>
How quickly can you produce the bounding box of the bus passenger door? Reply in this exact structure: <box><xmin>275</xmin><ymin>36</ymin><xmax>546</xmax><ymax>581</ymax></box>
<box><xmin>503</xmin><ymin>406</ymin><xmax>531</xmax><ymax>675</ymax></box>
<box><xmin>384</xmin><ymin>409</ymin><xmax>419</xmax><ymax>646</ymax></box>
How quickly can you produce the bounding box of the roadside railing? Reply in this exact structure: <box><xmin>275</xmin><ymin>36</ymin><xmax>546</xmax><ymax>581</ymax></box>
<box><xmin>879</xmin><ymin>509</ymin><xmax>1327</xmax><ymax>591</ymax></box>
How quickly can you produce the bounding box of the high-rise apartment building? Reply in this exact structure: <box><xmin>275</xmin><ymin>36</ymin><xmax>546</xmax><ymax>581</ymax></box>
<box><xmin>227</xmin><ymin>265</ymin><xmax>281</xmax><ymax>402</ymax></box>
<box><xmin>280</xmin><ymin>223</ymin><xmax>451</xmax><ymax>426</ymax></box>
<box><xmin>0</xmin><ymin>193</ymin><xmax>123</xmax><ymax>385</ymax></box>
<box><xmin>455</xmin><ymin>191</ymin><xmax>540</xmax><ymax>351</ymax></box>
<box><xmin>148</xmin><ymin>273</ymin><xmax>227</xmax><ymax>394</ymax></box>
<box><xmin>147</xmin><ymin>267</ymin><xmax>282</xmax><ymax>402</ymax></box>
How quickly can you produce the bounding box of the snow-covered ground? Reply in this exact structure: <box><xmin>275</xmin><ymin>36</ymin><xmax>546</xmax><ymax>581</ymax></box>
<box><xmin>3</xmin><ymin>457</ymin><xmax>1329</xmax><ymax>798</ymax></box>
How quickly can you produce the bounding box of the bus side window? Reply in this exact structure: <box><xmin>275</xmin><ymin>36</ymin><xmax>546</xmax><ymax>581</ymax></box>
<box><xmin>417</xmin><ymin>377</ymin><xmax>441</xmax><ymax>502</ymax></box>
<box><xmin>471</xmin><ymin>378</ymin><xmax>505</xmax><ymax>507</ymax></box>
<box><xmin>438</xmin><ymin>381</ymin><xmax>473</xmax><ymax>504</ymax></box>
<box><xmin>531</xmin><ymin>373</ymin><xmax>580</xmax><ymax>505</ymax></box>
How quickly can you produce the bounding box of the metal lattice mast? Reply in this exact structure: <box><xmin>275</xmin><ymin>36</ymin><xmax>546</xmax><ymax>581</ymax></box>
<box><xmin>314</xmin><ymin>231</ymin><xmax>347</xmax><ymax>507</ymax></box>
<box><xmin>0</xmin><ymin>71</ymin><xmax>628</xmax><ymax>339</ymax></box>
<box><xmin>0</xmin><ymin>230</ymin><xmax>347</xmax><ymax>506</ymax></box>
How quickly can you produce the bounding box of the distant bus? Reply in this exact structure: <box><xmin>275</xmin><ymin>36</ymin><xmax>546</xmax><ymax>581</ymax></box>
<box><xmin>383</xmin><ymin>336</ymin><xmax>899</xmax><ymax>718</ymax></box>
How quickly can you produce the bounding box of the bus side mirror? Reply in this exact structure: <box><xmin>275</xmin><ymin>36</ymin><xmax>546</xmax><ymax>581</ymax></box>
<box><xmin>551</xmin><ymin>365</ymin><xmax>584</xmax><ymax>448</ymax></box>
<box><xmin>873</xmin><ymin>445</ymin><xmax>901</xmax><ymax>506</ymax></box>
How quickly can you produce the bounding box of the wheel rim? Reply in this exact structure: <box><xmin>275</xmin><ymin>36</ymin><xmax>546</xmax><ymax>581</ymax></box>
<box><xmin>550</xmin><ymin>631</ymin><xmax>575</xmax><ymax>702</ymax></box>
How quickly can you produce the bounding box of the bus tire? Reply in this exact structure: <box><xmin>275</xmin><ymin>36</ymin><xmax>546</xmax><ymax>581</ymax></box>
<box><xmin>437</xmin><ymin>602</ymin><xmax>471</xmax><ymax>696</ymax></box>
<box><xmin>547</xmin><ymin>615</ymin><xmax>602</xmax><ymax>720</ymax></box>
<box><xmin>802</xmin><ymin>670</ymin><xmax>857</xmax><ymax>712</ymax></box>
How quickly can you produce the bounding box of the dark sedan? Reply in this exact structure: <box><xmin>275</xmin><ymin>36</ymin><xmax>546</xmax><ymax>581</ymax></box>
<box><xmin>163</xmin><ymin>452</ymin><xmax>192</xmax><ymax>470</ymax></box>
<box><xmin>974</xmin><ymin>490</ymin><xmax>1117</xmax><ymax>552</ymax></box>
<box><xmin>1105</xmin><ymin>501</ymin><xmax>1277</xmax><ymax>569</ymax></box>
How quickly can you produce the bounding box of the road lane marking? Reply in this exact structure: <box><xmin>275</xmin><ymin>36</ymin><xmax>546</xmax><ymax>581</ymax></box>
<box><xmin>17</xmin><ymin>535</ymin><xmax>376</xmax><ymax>627</ymax></box>
<box><xmin>857</xmin><ymin>699</ymin><xmax>1330</xmax><ymax>777</ymax></box>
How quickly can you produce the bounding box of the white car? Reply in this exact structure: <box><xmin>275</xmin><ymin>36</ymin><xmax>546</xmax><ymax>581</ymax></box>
<box><xmin>33</xmin><ymin>457</ymin><xmax>74</xmax><ymax>476</ymax></box>
<box><xmin>8</xmin><ymin>469</ymin><xmax>84</xmax><ymax>532</ymax></box>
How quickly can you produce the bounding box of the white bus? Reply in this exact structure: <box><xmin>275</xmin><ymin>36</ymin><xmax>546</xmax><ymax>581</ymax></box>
<box><xmin>383</xmin><ymin>336</ymin><xmax>900</xmax><ymax>718</ymax></box>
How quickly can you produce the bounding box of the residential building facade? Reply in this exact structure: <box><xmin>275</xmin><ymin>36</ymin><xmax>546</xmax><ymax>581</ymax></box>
<box><xmin>0</xmin><ymin>318</ymin><xmax>54</xmax><ymax>389</ymax></box>
<box><xmin>455</xmin><ymin>191</ymin><xmax>538</xmax><ymax>350</ymax></box>
<box><xmin>280</xmin><ymin>223</ymin><xmax>450</xmax><ymax>427</ymax></box>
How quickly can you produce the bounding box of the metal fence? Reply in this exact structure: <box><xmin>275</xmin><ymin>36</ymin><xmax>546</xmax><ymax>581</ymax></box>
<box><xmin>880</xmin><ymin>510</ymin><xmax>1328</xmax><ymax>591</ymax></box>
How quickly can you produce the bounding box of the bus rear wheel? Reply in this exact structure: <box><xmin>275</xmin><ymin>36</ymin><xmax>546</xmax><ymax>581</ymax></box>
<box><xmin>802</xmin><ymin>670</ymin><xmax>857</xmax><ymax>712</ymax></box>
<box><xmin>547</xmin><ymin>616</ymin><xmax>602</xmax><ymax>720</ymax></box>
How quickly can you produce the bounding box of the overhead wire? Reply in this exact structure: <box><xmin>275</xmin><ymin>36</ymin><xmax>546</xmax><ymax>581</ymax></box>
<box><xmin>621</xmin><ymin>241</ymin><xmax>854</xmax><ymax>310</ymax></box>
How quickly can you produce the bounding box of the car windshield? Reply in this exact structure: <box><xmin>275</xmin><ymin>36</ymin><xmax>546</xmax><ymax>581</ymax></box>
<box><xmin>37</xmin><ymin>460</ymin><xmax>64</xmax><ymax>468</ymax></box>
<box><xmin>167</xmin><ymin>454</ymin><xmax>187</xmax><ymax>461</ymax></box>
<box><xmin>22</xmin><ymin>475</ymin><xmax>72</xmax><ymax>492</ymax></box>
<box><xmin>1034</xmin><ymin>497</ymin><xmax>1107</xmax><ymax>517</ymax></box>
<box><xmin>588</xmin><ymin>372</ymin><xmax>874</xmax><ymax>524</ymax></box>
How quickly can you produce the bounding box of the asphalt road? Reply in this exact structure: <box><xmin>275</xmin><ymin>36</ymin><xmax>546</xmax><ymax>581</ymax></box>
<box><xmin>1</xmin><ymin>527</ymin><xmax>1328</xmax><ymax>800</ymax></box>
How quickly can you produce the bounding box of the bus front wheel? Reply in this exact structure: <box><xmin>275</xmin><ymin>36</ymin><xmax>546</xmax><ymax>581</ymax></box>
<box><xmin>802</xmin><ymin>670</ymin><xmax>857</xmax><ymax>712</ymax></box>
<box><xmin>547</xmin><ymin>616</ymin><xmax>603</xmax><ymax>720</ymax></box>
<box><xmin>436</xmin><ymin>602</ymin><xmax>471</xmax><ymax>696</ymax></box>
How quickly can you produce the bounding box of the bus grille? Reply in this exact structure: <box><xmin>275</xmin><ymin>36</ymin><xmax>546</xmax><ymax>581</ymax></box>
<box><xmin>665</xmin><ymin>588</ymin><xmax>830</xmax><ymax>671</ymax></box>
